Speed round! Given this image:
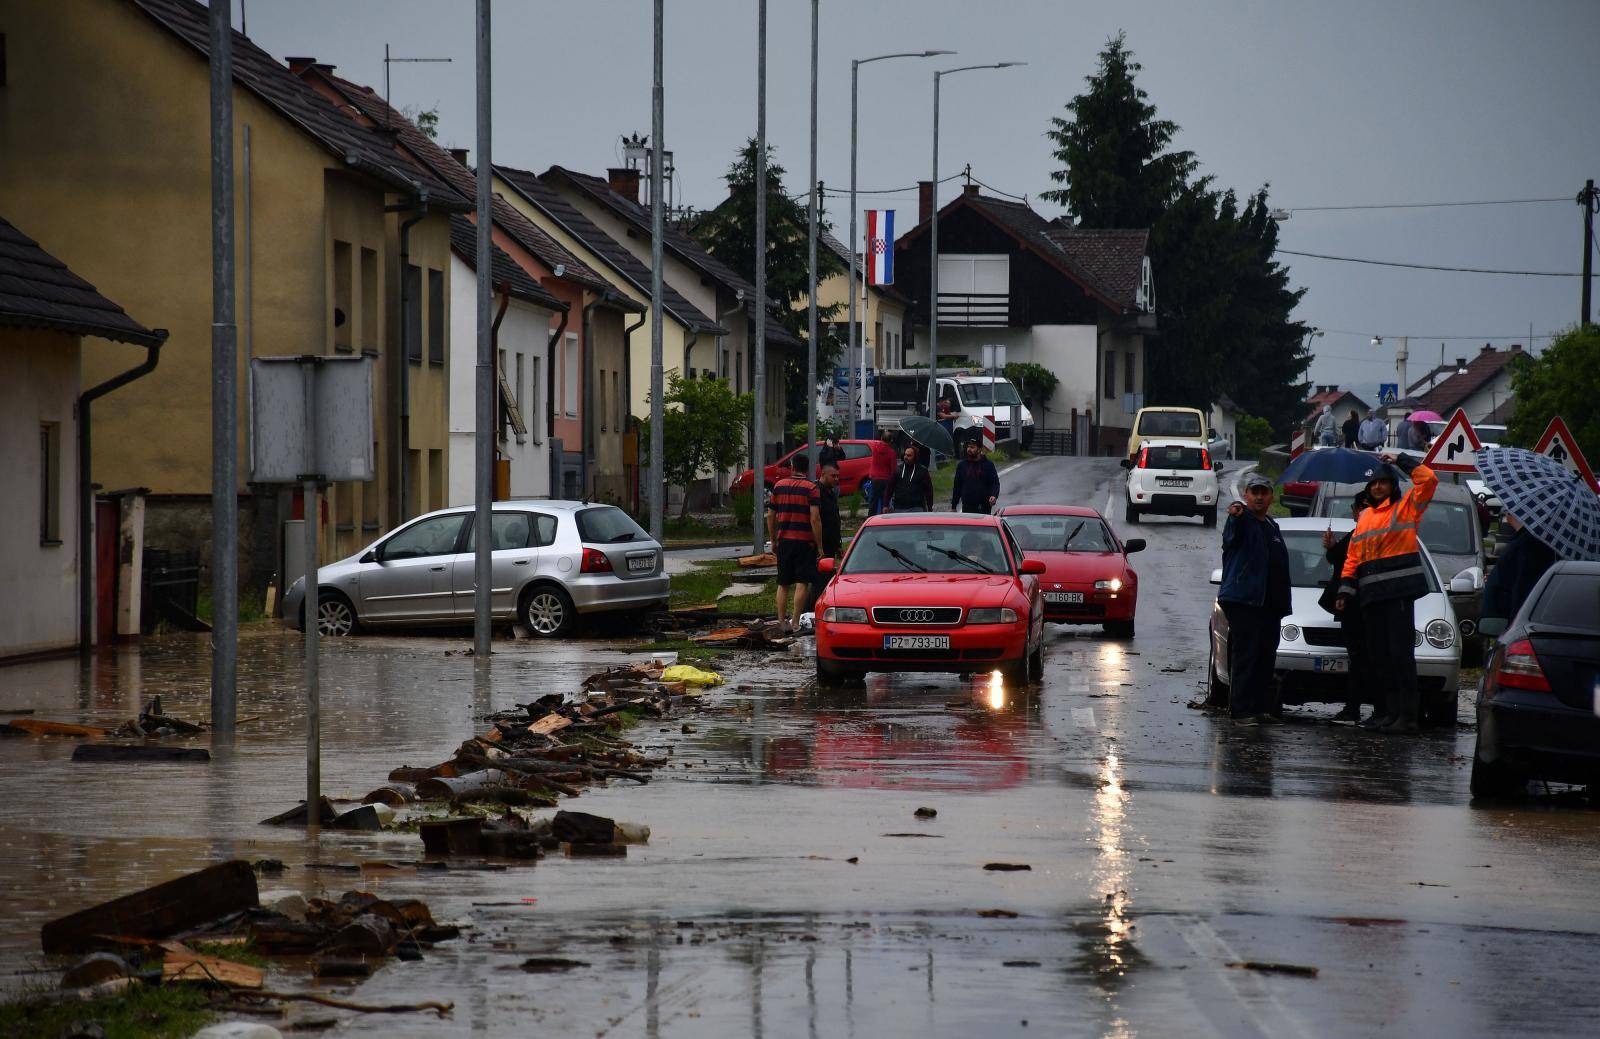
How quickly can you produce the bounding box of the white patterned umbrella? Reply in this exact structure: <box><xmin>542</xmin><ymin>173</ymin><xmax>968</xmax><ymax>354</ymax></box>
<box><xmin>1476</xmin><ymin>447</ymin><xmax>1600</xmax><ymax>562</ymax></box>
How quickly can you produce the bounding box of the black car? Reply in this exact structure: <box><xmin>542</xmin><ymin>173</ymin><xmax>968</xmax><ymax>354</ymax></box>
<box><xmin>1471</xmin><ymin>561</ymin><xmax>1600</xmax><ymax>799</ymax></box>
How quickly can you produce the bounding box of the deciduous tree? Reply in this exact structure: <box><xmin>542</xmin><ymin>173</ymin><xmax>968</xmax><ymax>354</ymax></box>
<box><xmin>1506</xmin><ymin>324</ymin><xmax>1600</xmax><ymax>463</ymax></box>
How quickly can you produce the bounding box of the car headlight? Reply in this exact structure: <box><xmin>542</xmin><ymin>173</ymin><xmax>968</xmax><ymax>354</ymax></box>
<box><xmin>1094</xmin><ymin>578</ymin><xmax>1123</xmax><ymax>593</ymax></box>
<box><xmin>1425</xmin><ymin>619</ymin><xmax>1455</xmax><ymax>649</ymax></box>
<box><xmin>823</xmin><ymin>607</ymin><xmax>868</xmax><ymax>624</ymax></box>
<box><xmin>1414</xmin><ymin>629</ymin><xmax>1424</xmax><ymax>648</ymax></box>
<box><xmin>967</xmin><ymin>607</ymin><xmax>1017</xmax><ymax>624</ymax></box>
<box><xmin>1281</xmin><ymin>623</ymin><xmax>1301</xmax><ymax>642</ymax></box>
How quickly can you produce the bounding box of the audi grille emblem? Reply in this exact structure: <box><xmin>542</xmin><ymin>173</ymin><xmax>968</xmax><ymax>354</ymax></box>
<box><xmin>899</xmin><ymin>609</ymin><xmax>936</xmax><ymax>623</ymax></box>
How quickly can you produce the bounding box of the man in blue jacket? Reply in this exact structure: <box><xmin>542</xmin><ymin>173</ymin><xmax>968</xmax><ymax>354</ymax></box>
<box><xmin>951</xmin><ymin>439</ymin><xmax>1001</xmax><ymax>514</ymax></box>
<box><xmin>1218</xmin><ymin>472</ymin><xmax>1292</xmax><ymax>725</ymax></box>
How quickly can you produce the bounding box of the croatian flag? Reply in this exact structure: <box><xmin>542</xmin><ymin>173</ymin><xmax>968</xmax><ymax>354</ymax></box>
<box><xmin>865</xmin><ymin>209</ymin><xmax>894</xmax><ymax>285</ymax></box>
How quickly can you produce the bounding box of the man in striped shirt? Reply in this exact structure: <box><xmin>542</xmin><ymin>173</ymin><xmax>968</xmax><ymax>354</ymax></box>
<box><xmin>765</xmin><ymin>454</ymin><xmax>825</xmax><ymax>633</ymax></box>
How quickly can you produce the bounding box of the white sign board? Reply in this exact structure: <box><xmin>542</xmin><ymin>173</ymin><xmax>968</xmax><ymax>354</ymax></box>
<box><xmin>249</xmin><ymin>355</ymin><xmax>375</xmax><ymax>483</ymax></box>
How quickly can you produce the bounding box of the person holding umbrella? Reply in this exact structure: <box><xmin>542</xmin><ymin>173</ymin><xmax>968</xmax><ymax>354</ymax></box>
<box><xmin>884</xmin><ymin>443</ymin><xmax>933</xmax><ymax>513</ymax></box>
<box><xmin>1321</xmin><ymin>491</ymin><xmax>1376</xmax><ymax>723</ymax></box>
<box><xmin>1482</xmin><ymin>511</ymin><xmax>1557</xmax><ymax>627</ymax></box>
<box><xmin>1334</xmin><ymin>453</ymin><xmax>1438</xmax><ymax>734</ymax></box>
<box><xmin>1475</xmin><ymin>446</ymin><xmax>1600</xmax><ymax>620</ymax></box>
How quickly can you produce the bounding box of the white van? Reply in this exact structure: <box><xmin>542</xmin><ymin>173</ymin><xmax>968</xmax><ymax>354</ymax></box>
<box><xmin>935</xmin><ymin>375</ymin><xmax>1035</xmax><ymax>449</ymax></box>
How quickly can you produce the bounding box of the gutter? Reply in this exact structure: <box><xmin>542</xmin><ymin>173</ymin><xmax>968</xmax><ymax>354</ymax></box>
<box><xmin>545</xmin><ymin>305</ymin><xmax>571</xmax><ymax>493</ymax></box>
<box><xmin>622</xmin><ymin>309</ymin><xmax>647</xmax><ymax>511</ymax></box>
<box><xmin>79</xmin><ymin>331</ymin><xmax>167</xmax><ymax>652</ymax></box>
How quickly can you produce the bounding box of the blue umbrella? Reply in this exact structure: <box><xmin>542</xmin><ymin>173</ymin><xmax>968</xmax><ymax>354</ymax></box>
<box><xmin>1278</xmin><ymin>447</ymin><xmax>1392</xmax><ymax>486</ymax></box>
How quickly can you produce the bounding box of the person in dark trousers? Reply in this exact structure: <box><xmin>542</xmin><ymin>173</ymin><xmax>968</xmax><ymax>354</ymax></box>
<box><xmin>1218</xmin><ymin>472</ymin><xmax>1293</xmax><ymax>726</ymax></box>
<box><xmin>951</xmin><ymin>439</ymin><xmax>1000</xmax><ymax>514</ymax></box>
<box><xmin>1482</xmin><ymin>512</ymin><xmax>1557</xmax><ymax>626</ymax></box>
<box><xmin>867</xmin><ymin>434</ymin><xmax>896</xmax><ymax>515</ymax></box>
<box><xmin>1341</xmin><ymin>409</ymin><xmax>1361</xmax><ymax>449</ymax></box>
<box><xmin>765</xmin><ymin>453</ymin><xmax>823</xmax><ymax>633</ymax></box>
<box><xmin>809</xmin><ymin>462</ymin><xmax>843</xmax><ymax>611</ymax></box>
<box><xmin>885</xmin><ymin>444</ymin><xmax>933</xmax><ymax>512</ymax></box>
<box><xmin>1336</xmin><ymin>453</ymin><xmax>1437</xmax><ymax>734</ymax></box>
<box><xmin>1321</xmin><ymin>491</ymin><xmax>1375</xmax><ymax>723</ymax></box>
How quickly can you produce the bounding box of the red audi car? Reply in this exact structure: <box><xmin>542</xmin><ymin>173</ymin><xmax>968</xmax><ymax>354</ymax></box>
<box><xmin>812</xmin><ymin>514</ymin><xmax>1046</xmax><ymax>687</ymax></box>
<box><xmin>996</xmin><ymin>505</ymin><xmax>1143</xmax><ymax>637</ymax></box>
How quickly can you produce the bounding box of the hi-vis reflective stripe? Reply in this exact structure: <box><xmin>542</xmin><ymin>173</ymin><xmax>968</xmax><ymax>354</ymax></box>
<box><xmin>1358</xmin><ymin>563</ymin><xmax>1426</xmax><ymax>586</ymax></box>
<box><xmin>1352</xmin><ymin>521</ymin><xmax>1417</xmax><ymax>543</ymax></box>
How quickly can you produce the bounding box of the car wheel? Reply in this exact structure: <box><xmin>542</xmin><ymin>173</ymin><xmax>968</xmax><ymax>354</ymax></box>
<box><xmin>1469</xmin><ymin>749</ymin><xmax>1525</xmax><ymax>800</ymax></box>
<box><xmin>816</xmin><ymin>657</ymin><xmax>852</xmax><ymax>688</ymax></box>
<box><xmin>301</xmin><ymin>592</ymin><xmax>358</xmax><ymax>636</ymax></box>
<box><xmin>1421</xmin><ymin>691</ymin><xmax>1458</xmax><ymax>729</ymax></box>
<box><xmin>1206</xmin><ymin>639</ymin><xmax>1231</xmax><ymax>709</ymax></box>
<box><xmin>1203</xmin><ymin>504</ymin><xmax>1218</xmax><ymax>528</ymax></box>
<box><xmin>1105</xmin><ymin>619</ymin><xmax>1135</xmax><ymax>639</ymax></box>
<box><xmin>1124</xmin><ymin>501</ymin><xmax>1141</xmax><ymax>525</ymax></box>
<box><xmin>1027</xmin><ymin>643</ymin><xmax>1044</xmax><ymax>683</ymax></box>
<box><xmin>1001</xmin><ymin>658</ymin><xmax>1030</xmax><ymax>688</ymax></box>
<box><xmin>521</xmin><ymin>584</ymin><xmax>576</xmax><ymax>637</ymax></box>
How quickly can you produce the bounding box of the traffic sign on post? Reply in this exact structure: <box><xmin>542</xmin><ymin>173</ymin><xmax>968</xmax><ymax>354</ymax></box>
<box><xmin>1534</xmin><ymin>416</ymin><xmax>1599</xmax><ymax>493</ymax></box>
<box><xmin>1378</xmin><ymin>383</ymin><xmax>1399</xmax><ymax>405</ymax></box>
<box><xmin>1420</xmin><ymin>408</ymin><xmax>1482</xmax><ymax>473</ymax></box>
<box><xmin>981</xmin><ymin>415</ymin><xmax>996</xmax><ymax>453</ymax></box>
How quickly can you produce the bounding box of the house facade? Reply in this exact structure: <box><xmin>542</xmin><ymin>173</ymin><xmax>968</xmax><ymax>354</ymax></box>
<box><xmin>813</xmin><ymin>229</ymin><xmax>910</xmax><ymax>420</ymax></box>
<box><xmin>893</xmin><ymin>183</ymin><xmax>1156</xmax><ymax>455</ymax></box>
<box><xmin>1403</xmin><ymin>344</ymin><xmax>1523</xmax><ymax>426</ymax></box>
<box><xmin>0</xmin><ymin>0</ymin><xmax>466</xmax><ymax>604</ymax></box>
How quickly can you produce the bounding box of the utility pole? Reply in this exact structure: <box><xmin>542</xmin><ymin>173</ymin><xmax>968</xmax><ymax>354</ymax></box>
<box><xmin>752</xmin><ymin>0</ymin><xmax>767</xmax><ymax>555</ymax></box>
<box><xmin>472</xmin><ymin>0</ymin><xmax>493</xmax><ymax>658</ymax></box>
<box><xmin>805</xmin><ymin>0</ymin><xmax>819</xmax><ymax>465</ymax></box>
<box><xmin>1582</xmin><ymin>178</ymin><xmax>1596</xmax><ymax>327</ymax></box>
<box><xmin>209</xmin><ymin>0</ymin><xmax>238</xmax><ymax>734</ymax></box>
<box><xmin>649</xmin><ymin>0</ymin><xmax>665</xmax><ymax>540</ymax></box>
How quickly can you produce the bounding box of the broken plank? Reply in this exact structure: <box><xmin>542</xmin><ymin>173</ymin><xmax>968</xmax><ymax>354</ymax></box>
<box><xmin>163</xmin><ymin>952</ymin><xmax>264</xmax><ymax>989</ymax></box>
<box><xmin>42</xmin><ymin>861</ymin><xmax>259</xmax><ymax>955</ymax></box>
<box><xmin>527</xmin><ymin>714</ymin><xmax>572</xmax><ymax>737</ymax></box>
<box><xmin>72</xmin><ymin>745</ymin><xmax>210</xmax><ymax>763</ymax></box>
<box><xmin>8</xmin><ymin>719</ymin><xmax>109</xmax><ymax>738</ymax></box>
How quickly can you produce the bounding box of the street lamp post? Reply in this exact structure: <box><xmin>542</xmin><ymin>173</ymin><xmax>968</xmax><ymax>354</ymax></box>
<box><xmin>752</xmin><ymin>0</ymin><xmax>767</xmax><ymax>555</ymax></box>
<box><xmin>846</xmin><ymin>50</ymin><xmax>953</xmax><ymax>442</ymax></box>
<box><xmin>927</xmin><ymin>63</ymin><xmax>1025</xmax><ymax>448</ymax></box>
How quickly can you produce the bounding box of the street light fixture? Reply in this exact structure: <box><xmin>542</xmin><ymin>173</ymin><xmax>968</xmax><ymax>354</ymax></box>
<box><xmin>927</xmin><ymin>62</ymin><xmax>1027</xmax><ymax>443</ymax></box>
<box><xmin>845</xmin><ymin>49</ymin><xmax>955</xmax><ymax>436</ymax></box>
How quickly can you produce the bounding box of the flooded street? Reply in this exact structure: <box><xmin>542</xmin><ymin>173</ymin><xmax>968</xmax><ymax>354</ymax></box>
<box><xmin>4</xmin><ymin>457</ymin><xmax>1599</xmax><ymax>1037</ymax></box>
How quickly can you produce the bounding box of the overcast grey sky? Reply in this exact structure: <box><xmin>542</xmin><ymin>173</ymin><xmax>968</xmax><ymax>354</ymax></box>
<box><xmin>243</xmin><ymin>0</ymin><xmax>1598</xmax><ymax>403</ymax></box>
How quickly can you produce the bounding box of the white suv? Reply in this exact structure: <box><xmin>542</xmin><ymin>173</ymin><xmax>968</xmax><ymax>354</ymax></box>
<box><xmin>1120</xmin><ymin>439</ymin><xmax>1223</xmax><ymax>527</ymax></box>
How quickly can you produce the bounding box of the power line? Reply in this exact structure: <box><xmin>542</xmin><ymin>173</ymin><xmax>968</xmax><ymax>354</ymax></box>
<box><xmin>1316</xmin><ymin>328</ymin><xmax>1559</xmax><ymax>341</ymax></box>
<box><xmin>1280</xmin><ymin>249</ymin><xmax>1585</xmax><ymax>277</ymax></box>
<box><xmin>1280</xmin><ymin>196</ymin><xmax>1569</xmax><ymax>213</ymax></box>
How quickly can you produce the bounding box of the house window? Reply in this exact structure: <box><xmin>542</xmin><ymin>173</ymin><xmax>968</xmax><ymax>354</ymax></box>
<box><xmin>333</xmin><ymin>240</ymin><xmax>353</xmax><ymax>352</ymax></box>
<box><xmin>405</xmin><ymin>264</ymin><xmax>422</xmax><ymax>362</ymax></box>
<box><xmin>515</xmin><ymin>352</ymin><xmax>525</xmax><ymax>414</ymax></box>
<box><xmin>529</xmin><ymin>357</ymin><xmax>542</xmax><ymax>443</ymax></box>
<box><xmin>736</xmin><ymin>352</ymin><xmax>744</xmax><ymax>395</ymax></box>
<box><xmin>598</xmin><ymin>367</ymin><xmax>609</xmax><ymax>432</ymax></box>
<box><xmin>427</xmin><ymin>268</ymin><xmax>445</xmax><ymax>364</ymax></box>
<box><xmin>1124</xmin><ymin>351</ymin><xmax>1136</xmax><ymax>394</ymax></box>
<box><xmin>721</xmin><ymin>348</ymin><xmax>730</xmax><ymax>380</ymax></box>
<box><xmin>563</xmin><ymin>332</ymin><xmax>579</xmax><ymax>417</ymax></box>
<box><xmin>612</xmin><ymin>371</ymin><xmax>621</xmax><ymax>429</ymax></box>
<box><xmin>1104</xmin><ymin>351</ymin><xmax>1116</xmax><ymax>400</ymax></box>
<box><xmin>936</xmin><ymin>254</ymin><xmax>1009</xmax><ymax>327</ymax></box>
<box><xmin>360</xmin><ymin>247</ymin><xmax>378</xmax><ymax>353</ymax></box>
<box><xmin>39</xmin><ymin>422</ymin><xmax>61</xmax><ymax>545</ymax></box>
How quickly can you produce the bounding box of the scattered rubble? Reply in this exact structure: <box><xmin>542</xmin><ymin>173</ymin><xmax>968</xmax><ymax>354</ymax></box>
<box><xmin>690</xmin><ymin>621</ymin><xmax>796</xmax><ymax>650</ymax></box>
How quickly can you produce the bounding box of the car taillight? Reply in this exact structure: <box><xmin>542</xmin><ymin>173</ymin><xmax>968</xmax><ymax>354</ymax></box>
<box><xmin>580</xmin><ymin>547</ymin><xmax>613</xmax><ymax>574</ymax></box>
<box><xmin>1200</xmin><ymin>448</ymin><xmax>1211</xmax><ymax>469</ymax></box>
<box><xmin>1136</xmin><ymin>447</ymin><xmax>1149</xmax><ymax>469</ymax></box>
<box><xmin>1495</xmin><ymin>638</ymin><xmax>1551</xmax><ymax>692</ymax></box>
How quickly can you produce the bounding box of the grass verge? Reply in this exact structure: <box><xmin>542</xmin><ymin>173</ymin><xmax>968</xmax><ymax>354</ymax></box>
<box><xmin>0</xmin><ymin>984</ymin><xmax>213</xmax><ymax>1039</ymax></box>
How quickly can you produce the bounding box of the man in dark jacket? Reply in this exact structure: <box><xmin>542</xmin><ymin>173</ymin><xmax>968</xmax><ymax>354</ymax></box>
<box><xmin>1218</xmin><ymin>472</ymin><xmax>1293</xmax><ymax>725</ymax></box>
<box><xmin>885</xmin><ymin>445</ymin><xmax>933</xmax><ymax>512</ymax></box>
<box><xmin>810</xmin><ymin>462</ymin><xmax>843</xmax><ymax>610</ymax></box>
<box><xmin>1482</xmin><ymin>513</ymin><xmax>1557</xmax><ymax>626</ymax></box>
<box><xmin>951</xmin><ymin>439</ymin><xmax>1000</xmax><ymax>514</ymax></box>
<box><xmin>1341</xmin><ymin>410</ymin><xmax>1361</xmax><ymax>449</ymax></box>
<box><xmin>818</xmin><ymin>435</ymin><xmax>846</xmax><ymax>470</ymax></box>
<box><xmin>1321</xmin><ymin>491</ymin><xmax>1374</xmax><ymax>723</ymax></box>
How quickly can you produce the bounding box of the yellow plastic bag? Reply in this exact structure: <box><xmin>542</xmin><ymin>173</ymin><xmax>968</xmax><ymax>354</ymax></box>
<box><xmin>660</xmin><ymin>664</ymin><xmax>723</xmax><ymax>688</ymax></box>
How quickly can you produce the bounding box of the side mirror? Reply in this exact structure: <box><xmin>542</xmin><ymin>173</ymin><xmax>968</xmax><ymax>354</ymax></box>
<box><xmin>818</xmin><ymin>557</ymin><xmax>836</xmax><ymax>574</ymax></box>
<box><xmin>1119</xmin><ymin>458</ymin><xmax>1133</xmax><ymax>470</ymax></box>
<box><xmin>1123</xmin><ymin>538</ymin><xmax>1146</xmax><ymax>554</ymax></box>
<box><xmin>1209</xmin><ymin>567</ymin><xmax>1223</xmax><ymax>585</ymax></box>
<box><xmin>1477</xmin><ymin>617</ymin><xmax>1508</xmax><ymax>638</ymax></box>
<box><xmin>1020</xmin><ymin>558</ymin><xmax>1047</xmax><ymax>575</ymax></box>
<box><xmin>360</xmin><ymin>549</ymin><xmax>378</xmax><ymax>565</ymax></box>
<box><xmin>1448</xmin><ymin>574</ymin><xmax>1476</xmax><ymax>595</ymax></box>
<box><xmin>1213</xmin><ymin>462</ymin><xmax>1225</xmax><ymax>472</ymax></box>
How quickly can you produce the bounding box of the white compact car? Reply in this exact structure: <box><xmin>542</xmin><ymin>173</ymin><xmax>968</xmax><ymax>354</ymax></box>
<box><xmin>1121</xmin><ymin>439</ymin><xmax>1223</xmax><ymax>526</ymax></box>
<box><xmin>1206</xmin><ymin>517</ymin><xmax>1463</xmax><ymax>723</ymax></box>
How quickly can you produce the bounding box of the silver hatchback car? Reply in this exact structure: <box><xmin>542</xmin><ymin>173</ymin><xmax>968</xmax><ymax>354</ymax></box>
<box><xmin>283</xmin><ymin>501</ymin><xmax>669</xmax><ymax>637</ymax></box>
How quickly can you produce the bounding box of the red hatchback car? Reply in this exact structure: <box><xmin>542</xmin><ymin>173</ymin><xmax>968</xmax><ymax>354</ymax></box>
<box><xmin>730</xmin><ymin>440</ymin><xmax>883</xmax><ymax>497</ymax></box>
<box><xmin>997</xmin><ymin>505</ymin><xmax>1143</xmax><ymax>637</ymax></box>
<box><xmin>813</xmin><ymin>514</ymin><xmax>1046</xmax><ymax>687</ymax></box>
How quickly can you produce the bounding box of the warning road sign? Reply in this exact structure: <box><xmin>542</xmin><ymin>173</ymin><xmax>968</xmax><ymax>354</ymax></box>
<box><xmin>1420</xmin><ymin>409</ymin><xmax>1482</xmax><ymax>473</ymax></box>
<box><xmin>1534</xmin><ymin>416</ymin><xmax>1599</xmax><ymax>493</ymax></box>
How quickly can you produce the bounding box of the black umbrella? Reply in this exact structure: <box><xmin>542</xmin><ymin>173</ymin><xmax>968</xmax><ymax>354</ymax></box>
<box><xmin>900</xmin><ymin>415</ymin><xmax>954</xmax><ymax>457</ymax></box>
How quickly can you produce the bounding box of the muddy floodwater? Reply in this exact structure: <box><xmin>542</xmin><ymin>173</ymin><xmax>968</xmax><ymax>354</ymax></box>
<box><xmin>4</xmin><ymin>457</ymin><xmax>1599</xmax><ymax>1037</ymax></box>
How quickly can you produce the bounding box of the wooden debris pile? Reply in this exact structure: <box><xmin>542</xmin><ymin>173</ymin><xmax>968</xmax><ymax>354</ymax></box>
<box><xmin>690</xmin><ymin>620</ymin><xmax>796</xmax><ymax>650</ymax></box>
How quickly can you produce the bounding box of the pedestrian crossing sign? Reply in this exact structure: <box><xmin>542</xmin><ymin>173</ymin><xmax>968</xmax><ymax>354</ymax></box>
<box><xmin>1378</xmin><ymin>383</ymin><xmax>1399</xmax><ymax>404</ymax></box>
<box><xmin>1420</xmin><ymin>409</ymin><xmax>1482</xmax><ymax>473</ymax></box>
<box><xmin>1533</xmin><ymin>416</ymin><xmax>1599</xmax><ymax>493</ymax></box>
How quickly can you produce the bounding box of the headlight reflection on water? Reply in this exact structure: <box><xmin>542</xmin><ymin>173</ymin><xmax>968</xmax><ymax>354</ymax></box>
<box><xmin>987</xmin><ymin>669</ymin><xmax>1006</xmax><ymax>711</ymax></box>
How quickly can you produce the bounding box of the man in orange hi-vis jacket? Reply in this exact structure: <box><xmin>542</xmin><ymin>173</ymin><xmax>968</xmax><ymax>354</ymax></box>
<box><xmin>1335</xmin><ymin>452</ymin><xmax>1438</xmax><ymax>734</ymax></box>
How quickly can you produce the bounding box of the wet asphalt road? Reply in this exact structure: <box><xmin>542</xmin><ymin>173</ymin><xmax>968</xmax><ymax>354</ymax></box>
<box><xmin>3</xmin><ymin>455</ymin><xmax>1599</xmax><ymax>1037</ymax></box>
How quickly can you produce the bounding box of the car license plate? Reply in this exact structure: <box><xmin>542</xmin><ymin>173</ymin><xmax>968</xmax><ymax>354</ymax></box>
<box><xmin>884</xmin><ymin>635</ymin><xmax>950</xmax><ymax>651</ymax></box>
<box><xmin>1157</xmin><ymin>477</ymin><xmax>1189</xmax><ymax>487</ymax></box>
<box><xmin>1313</xmin><ymin>656</ymin><xmax>1348</xmax><ymax>673</ymax></box>
<box><xmin>626</xmin><ymin>556</ymin><xmax>654</xmax><ymax>573</ymax></box>
<box><xmin>1044</xmin><ymin>591</ymin><xmax>1084</xmax><ymax>604</ymax></box>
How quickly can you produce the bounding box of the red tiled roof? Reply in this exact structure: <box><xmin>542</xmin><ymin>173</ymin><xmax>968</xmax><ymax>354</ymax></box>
<box><xmin>447</xmin><ymin>215</ymin><xmax>564</xmax><ymax>312</ymax></box>
<box><xmin>1040</xmin><ymin>227</ymin><xmax>1149</xmax><ymax>310</ymax></box>
<box><xmin>1413</xmin><ymin>346</ymin><xmax>1524</xmax><ymax>417</ymax></box>
<box><xmin>0</xmin><ymin>217</ymin><xmax>161</xmax><ymax>346</ymax></box>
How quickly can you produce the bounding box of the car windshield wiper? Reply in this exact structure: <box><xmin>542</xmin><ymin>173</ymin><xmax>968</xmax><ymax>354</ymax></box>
<box><xmin>882</xmin><ymin>546</ymin><xmax>928</xmax><ymax>572</ymax></box>
<box><xmin>1061</xmin><ymin>521</ymin><xmax>1086</xmax><ymax>551</ymax></box>
<box><xmin>930</xmin><ymin>547</ymin><xmax>994</xmax><ymax>573</ymax></box>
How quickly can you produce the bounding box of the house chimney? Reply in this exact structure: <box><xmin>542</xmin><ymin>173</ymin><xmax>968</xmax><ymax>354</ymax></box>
<box><xmin>448</xmin><ymin>147</ymin><xmax>470</xmax><ymax>167</ymax></box>
<box><xmin>1456</xmin><ymin>357</ymin><xmax>1467</xmax><ymax>371</ymax></box>
<box><xmin>1511</xmin><ymin>343</ymin><xmax>1523</xmax><ymax>352</ymax></box>
<box><xmin>918</xmin><ymin>181</ymin><xmax>934</xmax><ymax>224</ymax></box>
<box><xmin>607</xmin><ymin>167</ymin><xmax>641</xmax><ymax>203</ymax></box>
<box><xmin>286</xmin><ymin>56</ymin><xmax>317</xmax><ymax>74</ymax></box>
<box><xmin>963</xmin><ymin>183</ymin><xmax>979</xmax><ymax>197</ymax></box>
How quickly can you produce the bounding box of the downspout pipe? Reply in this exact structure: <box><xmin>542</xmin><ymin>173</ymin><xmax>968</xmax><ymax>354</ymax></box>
<box><xmin>622</xmin><ymin>309</ymin><xmax>647</xmax><ymax>512</ymax></box>
<box><xmin>581</xmin><ymin>292</ymin><xmax>606</xmax><ymax>497</ymax></box>
<box><xmin>79</xmin><ymin>331</ymin><xmax>167</xmax><ymax>652</ymax></box>
<box><xmin>390</xmin><ymin>196</ymin><xmax>429</xmax><ymax>521</ymax></box>
<box><xmin>490</xmin><ymin>281</ymin><xmax>511</xmax><ymax>481</ymax></box>
<box><xmin>545</xmin><ymin>304</ymin><xmax>570</xmax><ymax>495</ymax></box>
<box><xmin>681</xmin><ymin>331</ymin><xmax>700</xmax><ymax>380</ymax></box>
<box><xmin>714</xmin><ymin>290</ymin><xmax>746</xmax><ymax>384</ymax></box>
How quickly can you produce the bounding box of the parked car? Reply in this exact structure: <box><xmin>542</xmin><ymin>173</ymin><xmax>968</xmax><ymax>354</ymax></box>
<box><xmin>1126</xmin><ymin>406</ymin><xmax>1208</xmax><ymax>462</ymax></box>
<box><xmin>812</xmin><ymin>513</ymin><xmax>1046</xmax><ymax>687</ymax></box>
<box><xmin>1206</xmin><ymin>430</ymin><xmax>1234</xmax><ymax>462</ymax></box>
<box><xmin>873</xmin><ymin>370</ymin><xmax>1036</xmax><ymax>449</ymax></box>
<box><xmin>997</xmin><ymin>504</ymin><xmax>1143</xmax><ymax>637</ymax></box>
<box><xmin>730</xmin><ymin>439</ymin><xmax>877</xmax><ymax>497</ymax></box>
<box><xmin>1471</xmin><ymin>561</ymin><xmax>1600</xmax><ymax>799</ymax></box>
<box><xmin>1310</xmin><ymin>480</ymin><xmax>1486</xmax><ymax>644</ymax></box>
<box><xmin>1206</xmin><ymin>517</ymin><xmax>1462</xmax><ymax>721</ymax></box>
<box><xmin>1121</xmin><ymin>439</ymin><xmax>1223</xmax><ymax>526</ymax></box>
<box><xmin>283</xmin><ymin>501</ymin><xmax>668</xmax><ymax>637</ymax></box>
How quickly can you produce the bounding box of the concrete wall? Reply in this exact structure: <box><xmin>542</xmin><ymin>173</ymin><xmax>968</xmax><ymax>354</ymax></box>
<box><xmin>0</xmin><ymin>330</ymin><xmax>81</xmax><ymax>658</ymax></box>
